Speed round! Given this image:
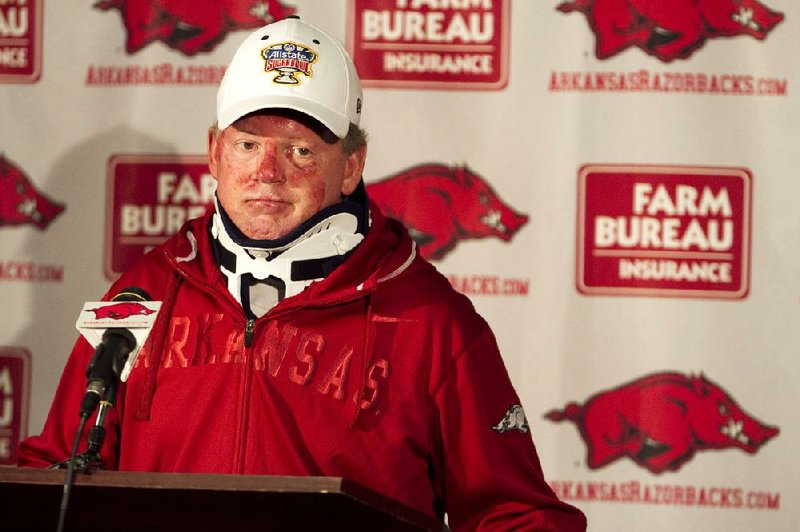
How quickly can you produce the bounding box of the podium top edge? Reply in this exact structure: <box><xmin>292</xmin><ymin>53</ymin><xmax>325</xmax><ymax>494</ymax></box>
<box><xmin>1</xmin><ymin>467</ymin><xmax>444</xmax><ymax>531</ymax></box>
<box><xmin>2</xmin><ymin>467</ymin><xmax>347</xmax><ymax>493</ymax></box>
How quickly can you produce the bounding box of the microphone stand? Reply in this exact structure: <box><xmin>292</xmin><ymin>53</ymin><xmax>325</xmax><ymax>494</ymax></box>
<box><xmin>51</xmin><ymin>383</ymin><xmax>117</xmax><ymax>473</ymax></box>
<box><xmin>52</xmin><ymin>331</ymin><xmax>133</xmax><ymax>532</ymax></box>
<box><xmin>50</xmin><ymin>385</ymin><xmax>118</xmax><ymax>532</ymax></box>
<box><xmin>53</xmin><ymin>412</ymin><xmax>91</xmax><ymax>532</ymax></box>
<box><xmin>81</xmin><ymin>382</ymin><xmax>118</xmax><ymax>470</ymax></box>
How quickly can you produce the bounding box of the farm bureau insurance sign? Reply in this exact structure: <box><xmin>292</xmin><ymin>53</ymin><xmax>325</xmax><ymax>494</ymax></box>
<box><xmin>0</xmin><ymin>0</ymin><xmax>41</xmax><ymax>83</ymax></box>
<box><xmin>105</xmin><ymin>154</ymin><xmax>215</xmax><ymax>280</ymax></box>
<box><xmin>0</xmin><ymin>348</ymin><xmax>30</xmax><ymax>465</ymax></box>
<box><xmin>577</xmin><ymin>164</ymin><xmax>751</xmax><ymax>299</ymax></box>
<box><xmin>349</xmin><ymin>0</ymin><xmax>509</xmax><ymax>89</ymax></box>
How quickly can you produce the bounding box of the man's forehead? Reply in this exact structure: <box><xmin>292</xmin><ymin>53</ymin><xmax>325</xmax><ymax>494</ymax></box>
<box><xmin>231</xmin><ymin>109</ymin><xmax>339</xmax><ymax>145</ymax></box>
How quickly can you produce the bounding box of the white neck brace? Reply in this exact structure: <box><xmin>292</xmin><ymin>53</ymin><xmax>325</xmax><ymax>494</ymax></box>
<box><xmin>211</xmin><ymin>199</ymin><xmax>366</xmax><ymax>317</ymax></box>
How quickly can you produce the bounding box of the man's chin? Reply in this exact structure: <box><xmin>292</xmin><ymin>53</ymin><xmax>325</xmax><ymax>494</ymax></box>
<box><xmin>240</xmin><ymin>216</ymin><xmax>297</xmax><ymax>241</ymax></box>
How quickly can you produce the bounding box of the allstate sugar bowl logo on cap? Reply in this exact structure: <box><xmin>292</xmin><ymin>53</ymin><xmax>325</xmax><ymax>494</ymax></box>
<box><xmin>262</xmin><ymin>41</ymin><xmax>317</xmax><ymax>84</ymax></box>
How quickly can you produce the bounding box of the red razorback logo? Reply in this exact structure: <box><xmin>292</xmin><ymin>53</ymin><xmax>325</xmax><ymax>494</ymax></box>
<box><xmin>88</xmin><ymin>302</ymin><xmax>156</xmax><ymax>320</ymax></box>
<box><xmin>546</xmin><ymin>372</ymin><xmax>779</xmax><ymax>473</ymax></box>
<box><xmin>557</xmin><ymin>0</ymin><xmax>784</xmax><ymax>62</ymax></box>
<box><xmin>0</xmin><ymin>154</ymin><xmax>65</xmax><ymax>230</ymax></box>
<box><xmin>366</xmin><ymin>164</ymin><xmax>528</xmax><ymax>261</ymax></box>
<box><xmin>94</xmin><ymin>0</ymin><xmax>296</xmax><ymax>56</ymax></box>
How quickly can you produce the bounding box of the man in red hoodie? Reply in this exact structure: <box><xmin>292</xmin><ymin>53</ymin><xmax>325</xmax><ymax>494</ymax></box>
<box><xmin>19</xmin><ymin>16</ymin><xmax>586</xmax><ymax>531</ymax></box>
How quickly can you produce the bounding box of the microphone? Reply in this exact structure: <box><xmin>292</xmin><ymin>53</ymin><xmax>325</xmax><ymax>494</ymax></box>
<box><xmin>80</xmin><ymin>329</ymin><xmax>135</xmax><ymax>416</ymax></box>
<box><xmin>75</xmin><ymin>287</ymin><xmax>159</xmax><ymax>417</ymax></box>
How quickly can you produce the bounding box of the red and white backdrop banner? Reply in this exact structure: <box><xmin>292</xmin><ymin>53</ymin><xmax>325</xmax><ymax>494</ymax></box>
<box><xmin>2</xmin><ymin>1</ymin><xmax>798</xmax><ymax>529</ymax></box>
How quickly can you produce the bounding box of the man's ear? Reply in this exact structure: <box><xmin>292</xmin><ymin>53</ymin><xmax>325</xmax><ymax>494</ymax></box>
<box><xmin>341</xmin><ymin>144</ymin><xmax>367</xmax><ymax>196</ymax></box>
<box><xmin>207</xmin><ymin>127</ymin><xmax>220</xmax><ymax>180</ymax></box>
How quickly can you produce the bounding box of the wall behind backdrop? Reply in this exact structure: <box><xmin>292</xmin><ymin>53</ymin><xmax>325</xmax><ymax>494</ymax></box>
<box><xmin>2</xmin><ymin>1</ymin><xmax>798</xmax><ymax>530</ymax></box>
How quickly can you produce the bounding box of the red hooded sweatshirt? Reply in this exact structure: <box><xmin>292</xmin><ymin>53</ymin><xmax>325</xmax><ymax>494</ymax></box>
<box><xmin>19</xmin><ymin>204</ymin><xmax>586</xmax><ymax>531</ymax></box>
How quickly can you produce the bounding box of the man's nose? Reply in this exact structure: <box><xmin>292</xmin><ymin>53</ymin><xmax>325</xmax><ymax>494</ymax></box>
<box><xmin>255</xmin><ymin>143</ymin><xmax>283</xmax><ymax>182</ymax></box>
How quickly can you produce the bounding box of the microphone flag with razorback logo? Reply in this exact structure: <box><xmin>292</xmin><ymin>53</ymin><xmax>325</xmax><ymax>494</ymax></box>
<box><xmin>75</xmin><ymin>287</ymin><xmax>161</xmax><ymax>384</ymax></box>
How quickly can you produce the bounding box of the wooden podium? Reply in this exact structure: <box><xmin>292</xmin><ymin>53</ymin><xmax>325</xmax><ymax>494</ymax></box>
<box><xmin>0</xmin><ymin>467</ymin><xmax>444</xmax><ymax>531</ymax></box>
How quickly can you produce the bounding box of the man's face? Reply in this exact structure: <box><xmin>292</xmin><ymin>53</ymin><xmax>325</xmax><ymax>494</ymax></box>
<box><xmin>208</xmin><ymin>111</ymin><xmax>366</xmax><ymax>240</ymax></box>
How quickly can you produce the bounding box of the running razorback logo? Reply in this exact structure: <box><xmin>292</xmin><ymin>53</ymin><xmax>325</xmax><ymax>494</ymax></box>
<box><xmin>88</xmin><ymin>302</ymin><xmax>156</xmax><ymax>320</ymax></box>
<box><xmin>557</xmin><ymin>0</ymin><xmax>784</xmax><ymax>62</ymax></box>
<box><xmin>546</xmin><ymin>372</ymin><xmax>779</xmax><ymax>473</ymax></box>
<box><xmin>366</xmin><ymin>164</ymin><xmax>528</xmax><ymax>261</ymax></box>
<box><xmin>94</xmin><ymin>0</ymin><xmax>296</xmax><ymax>55</ymax></box>
<box><xmin>0</xmin><ymin>154</ymin><xmax>64</xmax><ymax>230</ymax></box>
<box><xmin>492</xmin><ymin>405</ymin><xmax>530</xmax><ymax>434</ymax></box>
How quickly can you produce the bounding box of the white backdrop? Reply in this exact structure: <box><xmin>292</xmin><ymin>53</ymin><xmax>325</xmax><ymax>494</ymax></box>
<box><xmin>2</xmin><ymin>1</ymin><xmax>798</xmax><ymax>530</ymax></box>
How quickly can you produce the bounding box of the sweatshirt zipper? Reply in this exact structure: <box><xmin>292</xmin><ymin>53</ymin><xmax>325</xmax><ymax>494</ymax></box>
<box><xmin>244</xmin><ymin>318</ymin><xmax>255</xmax><ymax>347</ymax></box>
<box><xmin>236</xmin><ymin>317</ymin><xmax>257</xmax><ymax>473</ymax></box>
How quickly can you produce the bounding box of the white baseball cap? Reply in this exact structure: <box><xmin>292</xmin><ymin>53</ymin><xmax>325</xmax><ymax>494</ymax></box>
<box><xmin>217</xmin><ymin>16</ymin><xmax>362</xmax><ymax>139</ymax></box>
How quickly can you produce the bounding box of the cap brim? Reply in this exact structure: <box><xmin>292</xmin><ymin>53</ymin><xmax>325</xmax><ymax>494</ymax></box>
<box><xmin>218</xmin><ymin>94</ymin><xmax>350</xmax><ymax>138</ymax></box>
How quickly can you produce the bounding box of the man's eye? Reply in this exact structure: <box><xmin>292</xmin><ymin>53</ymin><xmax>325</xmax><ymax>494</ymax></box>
<box><xmin>291</xmin><ymin>146</ymin><xmax>312</xmax><ymax>157</ymax></box>
<box><xmin>237</xmin><ymin>140</ymin><xmax>258</xmax><ymax>151</ymax></box>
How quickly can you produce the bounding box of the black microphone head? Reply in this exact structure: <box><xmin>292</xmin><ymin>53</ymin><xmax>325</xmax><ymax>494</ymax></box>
<box><xmin>112</xmin><ymin>286</ymin><xmax>152</xmax><ymax>302</ymax></box>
